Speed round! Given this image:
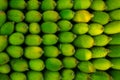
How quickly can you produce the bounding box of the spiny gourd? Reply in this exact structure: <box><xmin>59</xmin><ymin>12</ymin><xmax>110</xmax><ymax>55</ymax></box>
<box><xmin>0</xmin><ymin>0</ymin><xmax>120</xmax><ymax>79</ymax></box>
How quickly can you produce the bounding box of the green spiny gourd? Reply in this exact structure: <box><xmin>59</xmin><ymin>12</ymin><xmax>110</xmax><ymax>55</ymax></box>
<box><xmin>104</xmin><ymin>21</ymin><xmax>120</xmax><ymax>34</ymax></box>
<box><xmin>27</xmin><ymin>71</ymin><xmax>44</xmax><ymax>80</ymax></box>
<box><xmin>0</xmin><ymin>22</ymin><xmax>14</xmax><ymax>35</ymax></box>
<box><xmin>41</xmin><ymin>0</ymin><xmax>56</xmax><ymax>11</ymax></box>
<box><xmin>109</xmin><ymin>33</ymin><xmax>120</xmax><ymax>45</ymax></box>
<box><xmin>9</xmin><ymin>0</ymin><xmax>26</xmax><ymax>10</ymax></box>
<box><xmin>77</xmin><ymin>61</ymin><xmax>96</xmax><ymax>73</ymax></box>
<box><xmin>108</xmin><ymin>46</ymin><xmax>120</xmax><ymax>57</ymax></box>
<box><xmin>10</xmin><ymin>72</ymin><xmax>27</xmax><ymax>80</ymax></box>
<box><xmin>0</xmin><ymin>11</ymin><xmax>6</xmax><ymax>27</ymax></box>
<box><xmin>0</xmin><ymin>35</ymin><xmax>7</xmax><ymax>52</ymax></box>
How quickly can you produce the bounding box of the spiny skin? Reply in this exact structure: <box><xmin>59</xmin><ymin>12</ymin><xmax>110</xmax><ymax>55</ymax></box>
<box><xmin>10</xmin><ymin>59</ymin><xmax>28</xmax><ymax>72</ymax></box>
<box><xmin>57</xmin><ymin>20</ymin><xmax>72</xmax><ymax>31</ymax></box>
<box><xmin>59</xmin><ymin>44</ymin><xmax>75</xmax><ymax>56</ymax></box>
<box><xmin>62</xmin><ymin>57</ymin><xmax>78</xmax><ymax>69</ymax></box>
<box><xmin>43</xmin><ymin>46</ymin><xmax>60</xmax><ymax>57</ymax></box>
<box><xmin>61</xmin><ymin>69</ymin><xmax>75</xmax><ymax>80</ymax></box>
<box><xmin>25</xmin><ymin>34</ymin><xmax>42</xmax><ymax>46</ymax></box>
<box><xmin>29</xmin><ymin>59</ymin><xmax>45</xmax><ymax>71</ymax></box>
<box><xmin>60</xmin><ymin>9</ymin><xmax>75</xmax><ymax>20</ymax></box>
<box><xmin>44</xmin><ymin>70</ymin><xmax>61</xmax><ymax>80</ymax></box>
<box><xmin>106</xmin><ymin>0</ymin><xmax>120</xmax><ymax>11</ymax></box>
<box><xmin>9</xmin><ymin>0</ymin><xmax>26</xmax><ymax>10</ymax></box>
<box><xmin>72</xmin><ymin>23</ymin><xmax>89</xmax><ymax>35</ymax></box>
<box><xmin>108</xmin><ymin>46</ymin><xmax>120</xmax><ymax>57</ymax></box>
<box><xmin>93</xmin><ymin>34</ymin><xmax>112</xmax><ymax>46</ymax></box>
<box><xmin>0</xmin><ymin>64</ymin><xmax>11</xmax><ymax>74</ymax></box>
<box><xmin>25</xmin><ymin>10</ymin><xmax>42</xmax><ymax>23</ymax></box>
<box><xmin>0</xmin><ymin>52</ymin><xmax>9</xmax><ymax>65</ymax></box>
<box><xmin>91</xmin><ymin>47</ymin><xmax>109</xmax><ymax>58</ymax></box>
<box><xmin>0</xmin><ymin>73</ymin><xmax>10</xmax><ymax>80</ymax></box>
<box><xmin>92</xmin><ymin>11</ymin><xmax>110</xmax><ymax>25</ymax></box>
<box><xmin>29</xmin><ymin>23</ymin><xmax>40</xmax><ymax>34</ymax></box>
<box><xmin>90</xmin><ymin>71</ymin><xmax>111</xmax><ymax>80</ymax></box>
<box><xmin>74</xmin><ymin>48</ymin><xmax>92</xmax><ymax>61</ymax></box>
<box><xmin>7</xmin><ymin>46</ymin><xmax>23</xmax><ymax>58</ymax></box>
<box><xmin>0</xmin><ymin>22</ymin><xmax>14</xmax><ymax>35</ymax></box>
<box><xmin>41</xmin><ymin>0</ymin><xmax>56</xmax><ymax>11</ymax></box>
<box><xmin>41</xmin><ymin>22</ymin><xmax>58</xmax><ymax>33</ymax></box>
<box><xmin>75</xmin><ymin>72</ymin><xmax>90</xmax><ymax>80</ymax></box>
<box><xmin>73</xmin><ymin>10</ymin><xmax>93</xmax><ymax>23</ymax></box>
<box><xmin>0</xmin><ymin>35</ymin><xmax>7</xmax><ymax>52</ymax></box>
<box><xmin>73</xmin><ymin>34</ymin><xmax>94</xmax><ymax>48</ymax></box>
<box><xmin>110</xmin><ymin>58</ymin><xmax>120</xmax><ymax>70</ymax></box>
<box><xmin>78</xmin><ymin>61</ymin><xmax>96</xmax><ymax>73</ymax></box>
<box><xmin>109</xmin><ymin>70</ymin><xmax>120</xmax><ymax>80</ymax></box>
<box><xmin>27</xmin><ymin>0</ymin><xmax>40</xmax><ymax>10</ymax></box>
<box><xmin>104</xmin><ymin>21</ymin><xmax>120</xmax><ymax>34</ymax></box>
<box><xmin>24</xmin><ymin>46</ymin><xmax>43</xmax><ymax>59</ymax></box>
<box><xmin>58</xmin><ymin>32</ymin><xmax>76</xmax><ymax>43</ymax></box>
<box><xmin>0</xmin><ymin>0</ymin><xmax>8</xmax><ymax>11</ymax></box>
<box><xmin>90</xmin><ymin>0</ymin><xmax>106</xmax><ymax>11</ymax></box>
<box><xmin>7</xmin><ymin>10</ymin><xmax>25</xmax><ymax>22</ymax></box>
<box><xmin>109</xmin><ymin>33</ymin><xmax>120</xmax><ymax>45</ymax></box>
<box><xmin>45</xmin><ymin>58</ymin><xmax>63</xmax><ymax>71</ymax></box>
<box><xmin>43</xmin><ymin>10</ymin><xmax>60</xmax><ymax>22</ymax></box>
<box><xmin>27</xmin><ymin>71</ymin><xmax>44</xmax><ymax>80</ymax></box>
<box><xmin>109</xmin><ymin>9</ymin><xmax>120</xmax><ymax>20</ymax></box>
<box><xmin>92</xmin><ymin>58</ymin><xmax>112</xmax><ymax>70</ymax></box>
<box><xmin>9</xmin><ymin>32</ymin><xmax>24</xmax><ymax>45</ymax></box>
<box><xmin>0</xmin><ymin>11</ymin><xmax>6</xmax><ymax>27</ymax></box>
<box><xmin>74</xmin><ymin>0</ymin><xmax>91</xmax><ymax>10</ymax></box>
<box><xmin>88</xmin><ymin>23</ymin><xmax>104</xmax><ymax>36</ymax></box>
<box><xmin>42</xmin><ymin>34</ymin><xmax>58</xmax><ymax>45</ymax></box>
<box><xmin>10</xmin><ymin>72</ymin><xmax>27</xmax><ymax>80</ymax></box>
<box><xmin>57</xmin><ymin>0</ymin><xmax>73</xmax><ymax>10</ymax></box>
<box><xmin>16</xmin><ymin>22</ymin><xmax>28</xmax><ymax>34</ymax></box>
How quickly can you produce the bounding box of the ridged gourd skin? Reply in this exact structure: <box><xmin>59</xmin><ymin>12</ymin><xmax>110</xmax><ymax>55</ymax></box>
<box><xmin>73</xmin><ymin>34</ymin><xmax>94</xmax><ymax>48</ymax></box>
<box><xmin>75</xmin><ymin>72</ymin><xmax>90</xmax><ymax>80</ymax></box>
<box><xmin>44</xmin><ymin>70</ymin><xmax>61</xmax><ymax>80</ymax></box>
<box><xmin>92</xmin><ymin>11</ymin><xmax>110</xmax><ymax>25</ymax></box>
<box><xmin>10</xmin><ymin>72</ymin><xmax>27</xmax><ymax>80</ymax></box>
<box><xmin>7</xmin><ymin>46</ymin><xmax>23</xmax><ymax>58</ymax></box>
<box><xmin>104</xmin><ymin>21</ymin><xmax>120</xmax><ymax>34</ymax></box>
<box><xmin>9</xmin><ymin>0</ymin><xmax>26</xmax><ymax>10</ymax></box>
<box><xmin>27</xmin><ymin>0</ymin><xmax>40</xmax><ymax>10</ymax></box>
<box><xmin>0</xmin><ymin>22</ymin><xmax>14</xmax><ymax>35</ymax></box>
<box><xmin>90</xmin><ymin>71</ymin><xmax>112</xmax><ymax>80</ymax></box>
<box><xmin>90</xmin><ymin>0</ymin><xmax>106</xmax><ymax>11</ymax></box>
<box><xmin>109</xmin><ymin>9</ymin><xmax>120</xmax><ymax>20</ymax></box>
<box><xmin>1</xmin><ymin>0</ymin><xmax>120</xmax><ymax>80</ymax></box>
<box><xmin>0</xmin><ymin>73</ymin><xmax>10</xmax><ymax>80</ymax></box>
<box><xmin>109</xmin><ymin>70</ymin><xmax>120</xmax><ymax>80</ymax></box>
<box><xmin>108</xmin><ymin>46</ymin><xmax>120</xmax><ymax>57</ymax></box>
<box><xmin>0</xmin><ymin>52</ymin><xmax>10</xmax><ymax>65</ymax></box>
<box><xmin>0</xmin><ymin>11</ymin><xmax>6</xmax><ymax>27</ymax></box>
<box><xmin>0</xmin><ymin>0</ymin><xmax>8</xmax><ymax>11</ymax></box>
<box><xmin>61</xmin><ymin>69</ymin><xmax>75</xmax><ymax>80</ymax></box>
<box><xmin>106</xmin><ymin>0</ymin><xmax>120</xmax><ymax>11</ymax></box>
<box><xmin>27</xmin><ymin>71</ymin><xmax>44</xmax><ymax>80</ymax></box>
<box><xmin>109</xmin><ymin>33</ymin><xmax>120</xmax><ymax>45</ymax></box>
<box><xmin>16</xmin><ymin>22</ymin><xmax>28</xmax><ymax>34</ymax></box>
<box><xmin>77</xmin><ymin>61</ymin><xmax>96</xmax><ymax>73</ymax></box>
<box><xmin>0</xmin><ymin>36</ymin><xmax>7</xmax><ymax>52</ymax></box>
<box><xmin>41</xmin><ymin>0</ymin><xmax>56</xmax><ymax>11</ymax></box>
<box><xmin>110</xmin><ymin>58</ymin><xmax>120</xmax><ymax>70</ymax></box>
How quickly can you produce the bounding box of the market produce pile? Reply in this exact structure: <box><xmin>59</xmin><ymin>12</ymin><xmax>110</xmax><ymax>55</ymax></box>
<box><xmin>1</xmin><ymin>0</ymin><xmax>120</xmax><ymax>80</ymax></box>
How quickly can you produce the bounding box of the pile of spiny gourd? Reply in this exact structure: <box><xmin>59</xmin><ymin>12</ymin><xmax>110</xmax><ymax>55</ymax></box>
<box><xmin>1</xmin><ymin>0</ymin><xmax>120</xmax><ymax>80</ymax></box>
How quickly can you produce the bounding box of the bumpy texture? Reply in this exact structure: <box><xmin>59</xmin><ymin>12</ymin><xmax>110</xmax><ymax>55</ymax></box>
<box><xmin>0</xmin><ymin>0</ymin><xmax>120</xmax><ymax>80</ymax></box>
